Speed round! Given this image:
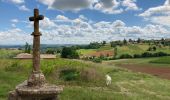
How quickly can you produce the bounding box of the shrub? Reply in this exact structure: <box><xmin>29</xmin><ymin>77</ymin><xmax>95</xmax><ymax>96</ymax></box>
<box><xmin>134</xmin><ymin>54</ymin><xmax>141</xmax><ymax>58</ymax></box>
<box><xmin>92</xmin><ymin>58</ymin><xmax>102</xmax><ymax>63</ymax></box>
<box><xmin>119</xmin><ymin>54</ymin><xmax>133</xmax><ymax>59</ymax></box>
<box><xmin>59</xmin><ymin>68</ymin><xmax>80</xmax><ymax>81</ymax></box>
<box><xmin>61</xmin><ymin>47</ymin><xmax>79</xmax><ymax>59</ymax></box>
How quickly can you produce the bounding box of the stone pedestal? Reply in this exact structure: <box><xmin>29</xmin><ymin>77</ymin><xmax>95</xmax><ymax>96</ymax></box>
<box><xmin>8</xmin><ymin>81</ymin><xmax>63</xmax><ymax>100</ymax></box>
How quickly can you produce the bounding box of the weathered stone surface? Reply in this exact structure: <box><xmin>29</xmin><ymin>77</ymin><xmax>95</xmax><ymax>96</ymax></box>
<box><xmin>8</xmin><ymin>81</ymin><xmax>63</xmax><ymax>100</ymax></box>
<box><xmin>8</xmin><ymin>8</ymin><xmax>63</xmax><ymax>100</ymax></box>
<box><xmin>27</xmin><ymin>71</ymin><xmax>46</xmax><ymax>87</ymax></box>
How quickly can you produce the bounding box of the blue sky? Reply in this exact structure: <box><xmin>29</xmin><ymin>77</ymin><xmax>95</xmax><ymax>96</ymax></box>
<box><xmin>0</xmin><ymin>0</ymin><xmax>170</xmax><ymax>44</ymax></box>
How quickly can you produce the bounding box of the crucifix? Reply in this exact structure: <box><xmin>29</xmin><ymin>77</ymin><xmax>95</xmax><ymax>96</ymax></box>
<box><xmin>29</xmin><ymin>8</ymin><xmax>44</xmax><ymax>72</ymax></box>
<box><xmin>28</xmin><ymin>8</ymin><xmax>45</xmax><ymax>87</ymax></box>
<box><xmin>8</xmin><ymin>8</ymin><xmax>63</xmax><ymax>100</ymax></box>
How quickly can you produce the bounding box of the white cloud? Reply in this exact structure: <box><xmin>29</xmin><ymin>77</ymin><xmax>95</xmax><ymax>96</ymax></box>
<box><xmin>122</xmin><ymin>0</ymin><xmax>140</xmax><ymax>11</ymax></box>
<box><xmin>38</xmin><ymin>0</ymin><xmax>93</xmax><ymax>11</ymax></box>
<box><xmin>93</xmin><ymin>0</ymin><xmax>123</xmax><ymax>14</ymax></box>
<box><xmin>11</xmin><ymin>19</ymin><xmax>19</xmax><ymax>23</ymax></box>
<box><xmin>19</xmin><ymin>5</ymin><xmax>30</xmax><ymax>11</ymax></box>
<box><xmin>56</xmin><ymin>15</ymin><xmax>69</xmax><ymax>21</ymax></box>
<box><xmin>11</xmin><ymin>24</ymin><xmax>16</xmax><ymax>27</ymax></box>
<box><xmin>38</xmin><ymin>16</ymin><xmax>170</xmax><ymax>44</ymax></box>
<box><xmin>1</xmin><ymin>15</ymin><xmax>170</xmax><ymax>44</ymax></box>
<box><xmin>37</xmin><ymin>0</ymin><xmax>54</xmax><ymax>6</ymax></box>
<box><xmin>4</xmin><ymin>0</ymin><xmax>24</xmax><ymax>4</ymax></box>
<box><xmin>0</xmin><ymin>28</ymin><xmax>31</xmax><ymax>44</ymax></box>
<box><xmin>40</xmin><ymin>17</ymin><xmax>56</xmax><ymax>29</ymax></box>
<box><xmin>139</xmin><ymin>0</ymin><xmax>170</xmax><ymax>26</ymax></box>
<box><xmin>38</xmin><ymin>0</ymin><xmax>140</xmax><ymax>14</ymax></box>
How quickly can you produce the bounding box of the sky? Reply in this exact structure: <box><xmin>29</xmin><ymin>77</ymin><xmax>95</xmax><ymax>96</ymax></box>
<box><xmin>0</xmin><ymin>0</ymin><xmax>170</xmax><ymax>45</ymax></box>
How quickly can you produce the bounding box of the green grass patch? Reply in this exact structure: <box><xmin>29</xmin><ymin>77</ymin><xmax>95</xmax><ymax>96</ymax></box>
<box><xmin>150</xmin><ymin>56</ymin><xmax>170</xmax><ymax>64</ymax></box>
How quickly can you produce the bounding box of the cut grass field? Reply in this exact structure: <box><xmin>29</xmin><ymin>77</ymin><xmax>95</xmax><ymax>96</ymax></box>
<box><xmin>0</xmin><ymin>57</ymin><xmax>170</xmax><ymax>100</ymax></box>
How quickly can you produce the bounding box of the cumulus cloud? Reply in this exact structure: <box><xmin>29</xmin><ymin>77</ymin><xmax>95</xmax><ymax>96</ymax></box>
<box><xmin>2</xmin><ymin>15</ymin><xmax>170</xmax><ymax>44</ymax></box>
<box><xmin>0</xmin><ymin>28</ymin><xmax>31</xmax><ymax>44</ymax></box>
<box><xmin>4</xmin><ymin>0</ymin><xmax>24</xmax><ymax>4</ymax></box>
<box><xmin>38</xmin><ymin>16</ymin><xmax>170</xmax><ymax>44</ymax></box>
<box><xmin>56</xmin><ymin>15</ymin><xmax>69</xmax><ymax>21</ymax></box>
<box><xmin>139</xmin><ymin>0</ymin><xmax>170</xmax><ymax>26</ymax></box>
<box><xmin>38</xmin><ymin>0</ymin><xmax>93</xmax><ymax>11</ymax></box>
<box><xmin>19</xmin><ymin>5</ymin><xmax>30</xmax><ymax>11</ymax></box>
<box><xmin>122</xmin><ymin>0</ymin><xmax>140</xmax><ymax>11</ymax></box>
<box><xmin>38</xmin><ymin>0</ymin><xmax>140</xmax><ymax>14</ymax></box>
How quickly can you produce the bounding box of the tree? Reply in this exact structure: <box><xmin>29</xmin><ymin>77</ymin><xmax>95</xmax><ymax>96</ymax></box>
<box><xmin>61</xmin><ymin>47</ymin><xmax>79</xmax><ymax>59</ymax></box>
<box><xmin>46</xmin><ymin>48</ymin><xmax>55</xmax><ymax>54</ymax></box>
<box><xmin>137</xmin><ymin>38</ymin><xmax>141</xmax><ymax>43</ymax></box>
<box><xmin>24</xmin><ymin>42</ymin><xmax>31</xmax><ymax>54</ymax></box>
<box><xmin>153</xmin><ymin>46</ymin><xmax>157</xmax><ymax>51</ymax></box>
<box><xmin>102</xmin><ymin>41</ymin><xmax>106</xmax><ymax>46</ymax></box>
<box><xmin>123</xmin><ymin>39</ymin><xmax>127</xmax><ymax>45</ymax></box>
<box><xmin>129</xmin><ymin>39</ymin><xmax>133</xmax><ymax>43</ymax></box>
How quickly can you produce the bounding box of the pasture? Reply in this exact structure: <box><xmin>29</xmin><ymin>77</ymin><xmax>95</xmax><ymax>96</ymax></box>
<box><xmin>0</xmin><ymin>57</ymin><xmax>170</xmax><ymax>100</ymax></box>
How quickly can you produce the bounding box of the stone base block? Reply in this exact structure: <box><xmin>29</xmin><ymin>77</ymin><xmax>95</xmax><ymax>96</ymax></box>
<box><xmin>8</xmin><ymin>81</ymin><xmax>63</xmax><ymax>100</ymax></box>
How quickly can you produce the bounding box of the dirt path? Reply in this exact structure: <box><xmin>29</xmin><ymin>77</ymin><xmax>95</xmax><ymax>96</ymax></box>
<box><xmin>118</xmin><ymin>64</ymin><xmax>170</xmax><ymax>80</ymax></box>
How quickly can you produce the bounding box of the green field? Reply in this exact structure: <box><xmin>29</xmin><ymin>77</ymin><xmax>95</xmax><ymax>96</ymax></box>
<box><xmin>1</xmin><ymin>57</ymin><xmax>170</xmax><ymax>100</ymax></box>
<box><xmin>78</xmin><ymin>43</ymin><xmax>170</xmax><ymax>59</ymax></box>
<box><xmin>149</xmin><ymin>56</ymin><xmax>170</xmax><ymax>64</ymax></box>
<box><xmin>0</xmin><ymin>49</ymin><xmax>21</xmax><ymax>59</ymax></box>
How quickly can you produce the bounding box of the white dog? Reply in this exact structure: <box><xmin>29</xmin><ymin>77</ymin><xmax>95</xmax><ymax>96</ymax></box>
<box><xmin>105</xmin><ymin>74</ymin><xmax>112</xmax><ymax>86</ymax></box>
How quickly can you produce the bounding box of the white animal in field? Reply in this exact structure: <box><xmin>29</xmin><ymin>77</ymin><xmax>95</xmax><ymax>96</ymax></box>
<box><xmin>105</xmin><ymin>74</ymin><xmax>112</xmax><ymax>86</ymax></box>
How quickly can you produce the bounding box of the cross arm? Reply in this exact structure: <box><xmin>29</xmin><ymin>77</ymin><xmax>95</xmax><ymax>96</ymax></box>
<box><xmin>29</xmin><ymin>15</ymin><xmax>44</xmax><ymax>21</ymax></box>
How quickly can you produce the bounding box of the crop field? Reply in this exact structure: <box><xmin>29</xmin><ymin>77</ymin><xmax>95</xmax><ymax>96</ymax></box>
<box><xmin>105</xmin><ymin>57</ymin><xmax>170</xmax><ymax>80</ymax></box>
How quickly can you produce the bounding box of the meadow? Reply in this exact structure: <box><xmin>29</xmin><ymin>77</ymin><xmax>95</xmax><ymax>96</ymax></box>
<box><xmin>78</xmin><ymin>43</ymin><xmax>170</xmax><ymax>59</ymax></box>
<box><xmin>1</xmin><ymin>56</ymin><xmax>170</xmax><ymax>100</ymax></box>
<box><xmin>0</xmin><ymin>49</ymin><xmax>21</xmax><ymax>59</ymax></box>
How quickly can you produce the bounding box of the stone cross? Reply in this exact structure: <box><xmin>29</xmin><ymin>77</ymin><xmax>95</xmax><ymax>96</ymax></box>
<box><xmin>8</xmin><ymin>8</ymin><xmax>63</xmax><ymax>100</ymax></box>
<box><xmin>29</xmin><ymin>8</ymin><xmax>44</xmax><ymax>72</ymax></box>
<box><xmin>28</xmin><ymin>8</ymin><xmax>45</xmax><ymax>87</ymax></box>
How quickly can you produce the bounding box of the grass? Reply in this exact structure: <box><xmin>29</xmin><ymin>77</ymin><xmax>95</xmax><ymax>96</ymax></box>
<box><xmin>150</xmin><ymin>56</ymin><xmax>170</xmax><ymax>64</ymax></box>
<box><xmin>0</xmin><ymin>49</ymin><xmax>21</xmax><ymax>59</ymax></box>
<box><xmin>116</xmin><ymin>44</ymin><xmax>149</xmax><ymax>57</ymax></box>
<box><xmin>0</xmin><ymin>58</ymin><xmax>170</xmax><ymax>99</ymax></box>
<box><xmin>78</xmin><ymin>43</ymin><xmax>170</xmax><ymax>59</ymax></box>
<box><xmin>77</xmin><ymin>49</ymin><xmax>96</xmax><ymax>56</ymax></box>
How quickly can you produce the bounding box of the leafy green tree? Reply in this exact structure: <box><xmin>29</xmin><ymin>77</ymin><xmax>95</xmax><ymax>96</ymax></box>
<box><xmin>123</xmin><ymin>39</ymin><xmax>127</xmax><ymax>45</ymax></box>
<box><xmin>61</xmin><ymin>47</ymin><xmax>79</xmax><ymax>59</ymax></box>
<box><xmin>102</xmin><ymin>41</ymin><xmax>106</xmax><ymax>46</ymax></box>
<box><xmin>137</xmin><ymin>38</ymin><xmax>141</xmax><ymax>43</ymax></box>
<box><xmin>46</xmin><ymin>48</ymin><xmax>56</xmax><ymax>54</ymax></box>
<box><xmin>24</xmin><ymin>42</ymin><xmax>31</xmax><ymax>54</ymax></box>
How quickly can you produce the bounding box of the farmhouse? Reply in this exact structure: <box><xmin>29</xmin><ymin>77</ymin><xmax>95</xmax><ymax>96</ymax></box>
<box><xmin>14</xmin><ymin>53</ymin><xmax>56</xmax><ymax>59</ymax></box>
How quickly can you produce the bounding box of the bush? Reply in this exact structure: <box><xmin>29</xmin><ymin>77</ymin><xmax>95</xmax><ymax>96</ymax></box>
<box><xmin>133</xmin><ymin>52</ymin><xmax>170</xmax><ymax>58</ymax></box>
<box><xmin>59</xmin><ymin>68</ymin><xmax>80</xmax><ymax>81</ymax></box>
<box><xmin>119</xmin><ymin>54</ymin><xmax>133</xmax><ymax>59</ymax></box>
<box><xmin>134</xmin><ymin>54</ymin><xmax>141</xmax><ymax>58</ymax></box>
<box><xmin>92</xmin><ymin>58</ymin><xmax>102</xmax><ymax>63</ymax></box>
<box><xmin>61</xmin><ymin>47</ymin><xmax>79</xmax><ymax>59</ymax></box>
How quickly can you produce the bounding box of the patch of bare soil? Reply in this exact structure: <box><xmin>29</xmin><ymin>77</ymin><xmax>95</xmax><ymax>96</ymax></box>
<box><xmin>118</xmin><ymin>64</ymin><xmax>170</xmax><ymax>80</ymax></box>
